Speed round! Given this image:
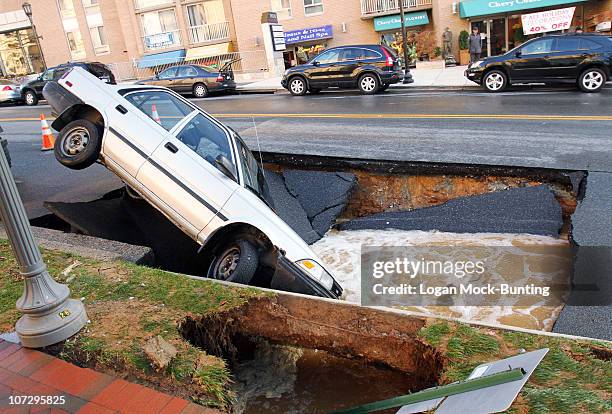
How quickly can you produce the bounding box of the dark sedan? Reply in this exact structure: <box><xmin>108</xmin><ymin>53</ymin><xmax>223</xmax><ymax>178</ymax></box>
<box><xmin>465</xmin><ymin>33</ymin><xmax>612</xmax><ymax>93</ymax></box>
<box><xmin>137</xmin><ymin>63</ymin><xmax>236</xmax><ymax>98</ymax></box>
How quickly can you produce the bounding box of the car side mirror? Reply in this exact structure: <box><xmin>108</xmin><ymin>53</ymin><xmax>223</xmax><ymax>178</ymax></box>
<box><xmin>312</xmin><ymin>61</ymin><xmax>320</xmax><ymax>66</ymax></box>
<box><xmin>515</xmin><ymin>51</ymin><xmax>522</xmax><ymax>58</ymax></box>
<box><xmin>215</xmin><ymin>155</ymin><xmax>236</xmax><ymax>181</ymax></box>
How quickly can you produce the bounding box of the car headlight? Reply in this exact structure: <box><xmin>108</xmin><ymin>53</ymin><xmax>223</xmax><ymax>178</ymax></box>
<box><xmin>471</xmin><ymin>60</ymin><xmax>484</xmax><ymax>68</ymax></box>
<box><xmin>296</xmin><ymin>259</ymin><xmax>334</xmax><ymax>290</ymax></box>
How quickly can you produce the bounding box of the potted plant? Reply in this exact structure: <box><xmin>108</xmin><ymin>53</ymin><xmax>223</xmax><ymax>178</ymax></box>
<box><xmin>459</xmin><ymin>30</ymin><xmax>470</xmax><ymax>65</ymax></box>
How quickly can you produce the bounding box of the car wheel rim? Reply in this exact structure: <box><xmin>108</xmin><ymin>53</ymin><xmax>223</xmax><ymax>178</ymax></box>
<box><xmin>290</xmin><ymin>79</ymin><xmax>304</xmax><ymax>94</ymax></box>
<box><xmin>361</xmin><ymin>76</ymin><xmax>376</xmax><ymax>92</ymax></box>
<box><xmin>583</xmin><ymin>72</ymin><xmax>603</xmax><ymax>90</ymax></box>
<box><xmin>486</xmin><ymin>73</ymin><xmax>504</xmax><ymax>91</ymax></box>
<box><xmin>61</xmin><ymin>127</ymin><xmax>89</xmax><ymax>157</ymax></box>
<box><xmin>195</xmin><ymin>85</ymin><xmax>206</xmax><ymax>96</ymax></box>
<box><xmin>215</xmin><ymin>247</ymin><xmax>240</xmax><ymax>280</ymax></box>
<box><xmin>26</xmin><ymin>93</ymin><xmax>34</xmax><ymax>104</ymax></box>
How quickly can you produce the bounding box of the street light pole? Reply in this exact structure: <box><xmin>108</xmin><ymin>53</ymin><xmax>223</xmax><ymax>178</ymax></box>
<box><xmin>22</xmin><ymin>2</ymin><xmax>47</xmax><ymax>71</ymax></box>
<box><xmin>0</xmin><ymin>139</ymin><xmax>86</xmax><ymax>348</ymax></box>
<box><xmin>398</xmin><ymin>0</ymin><xmax>414</xmax><ymax>84</ymax></box>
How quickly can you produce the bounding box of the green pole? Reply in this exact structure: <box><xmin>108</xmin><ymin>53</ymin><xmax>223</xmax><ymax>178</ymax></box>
<box><xmin>330</xmin><ymin>367</ymin><xmax>525</xmax><ymax>414</ymax></box>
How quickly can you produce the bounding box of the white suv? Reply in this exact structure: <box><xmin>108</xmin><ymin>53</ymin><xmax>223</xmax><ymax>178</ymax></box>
<box><xmin>43</xmin><ymin>67</ymin><xmax>342</xmax><ymax>299</ymax></box>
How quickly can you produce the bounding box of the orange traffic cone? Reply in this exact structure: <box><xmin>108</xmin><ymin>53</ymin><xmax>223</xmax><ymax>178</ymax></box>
<box><xmin>40</xmin><ymin>113</ymin><xmax>55</xmax><ymax>151</ymax></box>
<box><xmin>151</xmin><ymin>104</ymin><xmax>161</xmax><ymax>124</ymax></box>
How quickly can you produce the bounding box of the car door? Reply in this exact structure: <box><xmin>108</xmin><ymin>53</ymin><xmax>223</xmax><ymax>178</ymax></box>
<box><xmin>35</xmin><ymin>69</ymin><xmax>55</xmax><ymax>95</ymax></box>
<box><xmin>306</xmin><ymin>49</ymin><xmax>341</xmax><ymax>87</ymax></box>
<box><xmin>173</xmin><ymin>65</ymin><xmax>198</xmax><ymax>93</ymax></box>
<box><xmin>154</xmin><ymin>67</ymin><xmax>178</xmax><ymax>89</ymax></box>
<box><xmin>547</xmin><ymin>37</ymin><xmax>582</xmax><ymax>79</ymax></box>
<box><xmin>510</xmin><ymin>38</ymin><xmax>555</xmax><ymax>81</ymax></box>
<box><xmin>103</xmin><ymin>89</ymin><xmax>190</xmax><ymax>177</ymax></box>
<box><xmin>139</xmin><ymin>111</ymin><xmax>238</xmax><ymax>237</ymax></box>
<box><xmin>336</xmin><ymin>48</ymin><xmax>362</xmax><ymax>86</ymax></box>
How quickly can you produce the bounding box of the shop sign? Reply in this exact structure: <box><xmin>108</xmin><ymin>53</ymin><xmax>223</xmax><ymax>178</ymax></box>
<box><xmin>373</xmin><ymin>11</ymin><xmax>429</xmax><ymax>32</ymax></box>
<box><xmin>459</xmin><ymin>0</ymin><xmax>587</xmax><ymax>18</ymax></box>
<box><xmin>596</xmin><ymin>21</ymin><xmax>611</xmax><ymax>32</ymax></box>
<box><xmin>284</xmin><ymin>25</ymin><xmax>333</xmax><ymax>45</ymax></box>
<box><xmin>270</xmin><ymin>24</ymin><xmax>286</xmax><ymax>51</ymax></box>
<box><xmin>521</xmin><ymin>7</ymin><xmax>575</xmax><ymax>34</ymax></box>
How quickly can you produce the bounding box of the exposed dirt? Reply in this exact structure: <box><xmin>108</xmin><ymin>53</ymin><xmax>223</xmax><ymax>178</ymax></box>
<box><xmin>179</xmin><ymin>295</ymin><xmax>444</xmax><ymax>389</ymax></box>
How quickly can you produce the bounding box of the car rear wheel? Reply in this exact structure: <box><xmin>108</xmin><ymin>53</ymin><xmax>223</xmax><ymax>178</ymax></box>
<box><xmin>54</xmin><ymin>119</ymin><xmax>101</xmax><ymax>170</ymax></box>
<box><xmin>193</xmin><ymin>83</ymin><xmax>209</xmax><ymax>98</ymax></box>
<box><xmin>578</xmin><ymin>68</ymin><xmax>606</xmax><ymax>93</ymax></box>
<box><xmin>24</xmin><ymin>90</ymin><xmax>38</xmax><ymax>106</ymax></box>
<box><xmin>483</xmin><ymin>70</ymin><xmax>507</xmax><ymax>93</ymax></box>
<box><xmin>288</xmin><ymin>77</ymin><xmax>307</xmax><ymax>96</ymax></box>
<box><xmin>208</xmin><ymin>239</ymin><xmax>259</xmax><ymax>285</ymax></box>
<box><xmin>358</xmin><ymin>74</ymin><xmax>379</xmax><ymax>94</ymax></box>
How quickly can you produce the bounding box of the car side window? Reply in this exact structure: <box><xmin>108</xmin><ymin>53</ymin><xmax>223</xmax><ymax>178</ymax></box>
<box><xmin>159</xmin><ymin>68</ymin><xmax>177</xmax><ymax>79</ymax></box>
<box><xmin>41</xmin><ymin>69</ymin><xmax>54</xmax><ymax>81</ymax></box>
<box><xmin>177</xmin><ymin>66</ymin><xmax>197</xmax><ymax>77</ymax></box>
<box><xmin>175</xmin><ymin>113</ymin><xmax>234</xmax><ymax>170</ymax></box>
<box><xmin>361</xmin><ymin>48</ymin><xmax>382</xmax><ymax>59</ymax></box>
<box><xmin>555</xmin><ymin>37</ymin><xmax>580</xmax><ymax>52</ymax></box>
<box><xmin>124</xmin><ymin>91</ymin><xmax>194</xmax><ymax>131</ymax></box>
<box><xmin>521</xmin><ymin>38</ymin><xmax>554</xmax><ymax>55</ymax></box>
<box><xmin>340</xmin><ymin>48</ymin><xmax>360</xmax><ymax>61</ymax></box>
<box><xmin>579</xmin><ymin>39</ymin><xmax>602</xmax><ymax>50</ymax></box>
<box><xmin>314</xmin><ymin>49</ymin><xmax>340</xmax><ymax>64</ymax></box>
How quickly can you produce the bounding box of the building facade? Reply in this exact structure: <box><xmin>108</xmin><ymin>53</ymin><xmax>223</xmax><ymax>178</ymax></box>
<box><xmin>0</xmin><ymin>0</ymin><xmax>610</xmax><ymax>79</ymax></box>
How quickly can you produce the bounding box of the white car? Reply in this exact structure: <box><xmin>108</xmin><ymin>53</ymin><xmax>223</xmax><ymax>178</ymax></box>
<box><xmin>43</xmin><ymin>67</ymin><xmax>342</xmax><ymax>298</ymax></box>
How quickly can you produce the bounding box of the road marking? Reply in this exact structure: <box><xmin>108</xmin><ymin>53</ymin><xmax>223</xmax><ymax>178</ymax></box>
<box><xmin>1</xmin><ymin>114</ymin><xmax>610</xmax><ymax>122</ymax></box>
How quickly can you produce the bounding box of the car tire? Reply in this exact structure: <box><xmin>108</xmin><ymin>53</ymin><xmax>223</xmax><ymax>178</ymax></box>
<box><xmin>358</xmin><ymin>73</ymin><xmax>380</xmax><ymax>94</ymax></box>
<box><xmin>193</xmin><ymin>83</ymin><xmax>209</xmax><ymax>98</ymax></box>
<box><xmin>578</xmin><ymin>68</ymin><xmax>606</xmax><ymax>93</ymax></box>
<box><xmin>288</xmin><ymin>77</ymin><xmax>307</xmax><ymax>96</ymax></box>
<box><xmin>208</xmin><ymin>239</ymin><xmax>259</xmax><ymax>285</ymax></box>
<box><xmin>482</xmin><ymin>70</ymin><xmax>507</xmax><ymax>93</ymax></box>
<box><xmin>309</xmin><ymin>88</ymin><xmax>322</xmax><ymax>94</ymax></box>
<box><xmin>54</xmin><ymin>119</ymin><xmax>102</xmax><ymax>170</ymax></box>
<box><xmin>24</xmin><ymin>90</ymin><xmax>38</xmax><ymax>106</ymax></box>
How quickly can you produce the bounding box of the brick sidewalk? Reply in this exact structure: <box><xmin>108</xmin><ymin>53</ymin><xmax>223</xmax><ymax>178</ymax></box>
<box><xmin>0</xmin><ymin>339</ymin><xmax>216</xmax><ymax>414</ymax></box>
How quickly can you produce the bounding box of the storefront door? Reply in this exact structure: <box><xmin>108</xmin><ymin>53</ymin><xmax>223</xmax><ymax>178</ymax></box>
<box><xmin>471</xmin><ymin>18</ymin><xmax>507</xmax><ymax>57</ymax></box>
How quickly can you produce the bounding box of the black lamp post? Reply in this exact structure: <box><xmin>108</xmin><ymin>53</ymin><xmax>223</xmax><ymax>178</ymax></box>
<box><xmin>398</xmin><ymin>0</ymin><xmax>414</xmax><ymax>84</ymax></box>
<box><xmin>22</xmin><ymin>2</ymin><xmax>47</xmax><ymax>71</ymax></box>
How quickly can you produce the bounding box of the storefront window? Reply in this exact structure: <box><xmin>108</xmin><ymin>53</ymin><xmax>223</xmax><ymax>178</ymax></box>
<box><xmin>0</xmin><ymin>29</ymin><xmax>44</xmax><ymax>77</ymax></box>
<box><xmin>304</xmin><ymin>0</ymin><xmax>323</xmax><ymax>16</ymax></box>
<box><xmin>295</xmin><ymin>43</ymin><xmax>326</xmax><ymax>64</ymax></box>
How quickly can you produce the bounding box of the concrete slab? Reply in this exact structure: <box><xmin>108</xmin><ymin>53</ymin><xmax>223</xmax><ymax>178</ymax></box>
<box><xmin>570</xmin><ymin>172</ymin><xmax>612</xmax><ymax>246</ymax></box>
<box><xmin>339</xmin><ymin>185</ymin><xmax>563</xmax><ymax>237</ymax></box>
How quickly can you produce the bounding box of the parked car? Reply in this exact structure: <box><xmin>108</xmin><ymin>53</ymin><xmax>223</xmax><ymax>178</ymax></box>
<box><xmin>281</xmin><ymin>44</ymin><xmax>403</xmax><ymax>95</ymax></box>
<box><xmin>465</xmin><ymin>33</ymin><xmax>612</xmax><ymax>93</ymax></box>
<box><xmin>21</xmin><ymin>62</ymin><xmax>116</xmax><ymax>106</ymax></box>
<box><xmin>42</xmin><ymin>67</ymin><xmax>342</xmax><ymax>299</ymax></box>
<box><xmin>0</xmin><ymin>79</ymin><xmax>22</xmax><ymax>105</ymax></box>
<box><xmin>0</xmin><ymin>125</ymin><xmax>11</xmax><ymax>167</ymax></box>
<box><xmin>137</xmin><ymin>63</ymin><xmax>236</xmax><ymax>98</ymax></box>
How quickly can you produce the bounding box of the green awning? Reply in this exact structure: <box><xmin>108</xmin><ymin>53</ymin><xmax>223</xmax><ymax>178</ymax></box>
<box><xmin>459</xmin><ymin>0</ymin><xmax>588</xmax><ymax>18</ymax></box>
<box><xmin>373</xmin><ymin>11</ymin><xmax>430</xmax><ymax>32</ymax></box>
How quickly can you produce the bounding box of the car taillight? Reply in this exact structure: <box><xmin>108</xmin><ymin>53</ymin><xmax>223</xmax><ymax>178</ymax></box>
<box><xmin>216</xmin><ymin>74</ymin><xmax>224</xmax><ymax>82</ymax></box>
<box><xmin>2</xmin><ymin>86</ymin><xmax>13</xmax><ymax>91</ymax></box>
<box><xmin>382</xmin><ymin>48</ymin><xmax>394</xmax><ymax>67</ymax></box>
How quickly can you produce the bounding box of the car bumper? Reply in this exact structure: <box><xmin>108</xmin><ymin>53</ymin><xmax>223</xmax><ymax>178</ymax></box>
<box><xmin>0</xmin><ymin>90</ymin><xmax>21</xmax><ymax>102</ymax></box>
<box><xmin>271</xmin><ymin>254</ymin><xmax>343</xmax><ymax>299</ymax></box>
<box><xmin>464</xmin><ymin>67</ymin><xmax>484</xmax><ymax>84</ymax></box>
<box><xmin>380</xmin><ymin>70</ymin><xmax>404</xmax><ymax>85</ymax></box>
<box><xmin>210</xmin><ymin>80</ymin><xmax>236</xmax><ymax>92</ymax></box>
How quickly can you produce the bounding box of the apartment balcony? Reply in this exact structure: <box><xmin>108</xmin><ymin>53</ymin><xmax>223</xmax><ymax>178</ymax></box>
<box><xmin>188</xmin><ymin>21</ymin><xmax>230</xmax><ymax>44</ymax></box>
<box><xmin>133</xmin><ymin>0</ymin><xmax>175</xmax><ymax>11</ymax></box>
<box><xmin>360</xmin><ymin>0</ymin><xmax>433</xmax><ymax>17</ymax></box>
<box><xmin>142</xmin><ymin>29</ymin><xmax>182</xmax><ymax>52</ymax></box>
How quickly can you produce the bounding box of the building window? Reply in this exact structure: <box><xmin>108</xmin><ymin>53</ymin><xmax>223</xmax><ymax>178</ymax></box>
<box><xmin>66</xmin><ymin>30</ymin><xmax>86</xmax><ymax>60</ymax></box>
<box><xmin>271</xmin><ymin>0</ymin><xmax>292</xmax><ymax>20</ymax></box>
<box><xmin>186</xmin><ymin>2</ymin><xmax>229</xmax><ymax>44</ymax></box>
<box><xmin>82</xmin><ymin>0</ymin><xmax>99</xmax><ymax>6</ymax></box>
<box><xmin>140</xmin><ymin>9</ymin><xmax>181</xmax><ymax>51</ymax></box>
<box><xmin>90</xmin><ymin>26</ymin><xmax>109</xmax><ymax>54</ymax></box>
<box><xmin>304</xmin><ymin>0</ymin><xmax>323</xmax><ymax>15</ymax></box>
<box><xmin>133</xmin><ymin>0</ymin><xmax>175</xmax><ymax>11</ymax></box>
<box><xmin>58</xmin><ymin>0</ymin><xmax>76</xmax><ymax>17</ymax></box>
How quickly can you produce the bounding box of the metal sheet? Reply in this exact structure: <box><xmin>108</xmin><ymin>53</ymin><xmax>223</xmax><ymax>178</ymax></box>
<box><xmin>435</xmin><ymin>348</ymin><xmax>549</xmax><ymax>414</ymax></box>
<box><xmin>396</xmin><ymin>398</ymin><xmax>443</xmax><ymax>414</ymax></box>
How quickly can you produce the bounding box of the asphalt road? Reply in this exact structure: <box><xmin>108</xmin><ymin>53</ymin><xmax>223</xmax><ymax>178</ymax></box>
<box><xmin>0</xmin><ymin>86</ymin><xmax>610</xmax><ymax>218</ymax></box>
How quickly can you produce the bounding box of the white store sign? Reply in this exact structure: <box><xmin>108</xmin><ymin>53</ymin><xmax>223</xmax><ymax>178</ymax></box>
<box><xmin>521</xmin><ymin>7</ymin><xmax>575</xmax><ymax>34</ymax></box>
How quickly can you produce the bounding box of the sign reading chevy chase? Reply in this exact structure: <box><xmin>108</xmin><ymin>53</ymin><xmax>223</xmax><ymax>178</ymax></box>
<box><xmin>521</xmin><ymin>7</ymin><xmax>575</xmax><ymax>34</ymax></box>
<box><xmin>460</xmin><ymin>0</ymin><xmax>587</xmax><ymax>18</ymax></box>
<box><xmin>373</xmin><ymin>11</ymin><xmax>429</xmax><ymax>32</ymax></box>
<box><xmin>284</xmin><ymin>25</ymin><xmax>333</xmax><ymax>45</ymax></box>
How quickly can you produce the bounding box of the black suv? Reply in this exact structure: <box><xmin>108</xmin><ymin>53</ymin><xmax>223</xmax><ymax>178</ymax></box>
<box><xmin>465</xmin><ymin>33</ymin><xmax>612</xmax><ymax>93</ymax></box>
<box><xmin>281</xmin><ymin>44</ymin><xmax>403</xmax><ymax>95</ymax></box>
<box><xmin>21</xmin><ymin>62</ymin><xmax>115</xmax><ymax>105</ymax></box>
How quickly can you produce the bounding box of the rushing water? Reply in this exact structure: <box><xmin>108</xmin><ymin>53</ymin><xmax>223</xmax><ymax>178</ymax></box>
<box><xmin>312</xmin><ymin>229</ymin><xmax>570</xmax><ymax>331</ymax></box>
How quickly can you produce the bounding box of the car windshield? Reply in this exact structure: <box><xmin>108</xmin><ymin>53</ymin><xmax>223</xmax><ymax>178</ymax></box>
<box><xmin>234</xmin><ymin>135</ymin><xmax>274</xmax><ymax>209</ymax></box>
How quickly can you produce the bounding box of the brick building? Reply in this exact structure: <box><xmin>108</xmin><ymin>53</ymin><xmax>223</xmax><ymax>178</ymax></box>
<box><xmin>0</xmin><ymin>0</ymin><xmax>610</xmax><ymax>79</ymax></box>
